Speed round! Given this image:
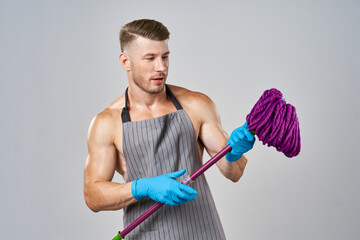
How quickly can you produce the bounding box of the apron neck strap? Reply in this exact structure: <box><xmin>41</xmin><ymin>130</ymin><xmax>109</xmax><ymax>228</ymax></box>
<box><xmin>122</xmin><ymin>85</ymin><xmax>183</xmax><ymax>123</ymax></box>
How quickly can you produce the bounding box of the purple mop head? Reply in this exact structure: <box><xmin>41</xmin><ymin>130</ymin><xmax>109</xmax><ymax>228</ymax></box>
<box><xmin>246</xmin><ymin>88</ymin><xmax>301</xmax><ymax>158</ymax></box>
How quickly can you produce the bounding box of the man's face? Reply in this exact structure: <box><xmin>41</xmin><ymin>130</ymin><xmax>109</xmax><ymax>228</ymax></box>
<box><xmin>126</xmin><ymin>36</ymin><xmax>170</xmax><ymax>94</ymax></box>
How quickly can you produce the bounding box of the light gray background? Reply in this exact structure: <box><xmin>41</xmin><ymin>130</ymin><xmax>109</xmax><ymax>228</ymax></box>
<box><xmin>1</xmin><ymin>0</ymin><xmax>359</xmax><ymax>239</ymax></box>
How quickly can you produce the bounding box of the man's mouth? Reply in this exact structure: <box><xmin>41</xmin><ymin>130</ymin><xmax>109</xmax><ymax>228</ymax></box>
<box><xmin>151</xmin><ymin>76</ymin><xmax>165</xmax><ymax>82</ymax></box>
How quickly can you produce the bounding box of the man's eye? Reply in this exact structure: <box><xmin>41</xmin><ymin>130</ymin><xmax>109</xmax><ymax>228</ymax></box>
<box><xmin>146</xmin><ymin>58</ymin><xmax>154</xmax><ymax>60</ymax></box>
<box><xmin>162</xmin><ymin>56</ymin><xmax>168</xmax><ymax>59</ymax></box>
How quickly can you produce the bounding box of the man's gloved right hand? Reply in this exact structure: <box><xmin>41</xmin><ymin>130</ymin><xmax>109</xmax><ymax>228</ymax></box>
<box><xmin>131</xmin><ymin>169</ymin><xmax>198</xmax><ymax>206</ymax></box>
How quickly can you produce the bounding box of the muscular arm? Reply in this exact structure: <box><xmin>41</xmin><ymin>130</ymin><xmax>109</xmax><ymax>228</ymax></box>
<box><xmin>197</xmin><ymin>94</ymin><xmax>247</xmax><ymax>182</ymax></box>
<box><xmin>83</xmin><ymin>112</ymin><xmax>137</xmax><ymax>212</ymax></box>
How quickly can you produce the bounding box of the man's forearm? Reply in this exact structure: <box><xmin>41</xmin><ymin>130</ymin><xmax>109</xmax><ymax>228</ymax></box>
<box><xmin>84</xmin><ymin>181</ymin><xmax>137</xmax><ymax>212</ymax></box>
<box><xmin>216</xmin><ymin>155</ymin><xmax>247</xmax><ymax>182</ymax></box>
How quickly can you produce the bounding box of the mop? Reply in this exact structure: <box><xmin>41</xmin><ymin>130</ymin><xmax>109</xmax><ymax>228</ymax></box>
<box><xmin>112</xmin><ymin>88</ymin><xmax>301</xmax><ymax>239</ymax></box>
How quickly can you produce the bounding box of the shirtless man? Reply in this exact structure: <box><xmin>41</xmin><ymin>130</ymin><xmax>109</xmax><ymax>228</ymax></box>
<box><xmin>84</xmin><ymin>19</ymin><xmax>255</xmax><ymax>240</ymax></box>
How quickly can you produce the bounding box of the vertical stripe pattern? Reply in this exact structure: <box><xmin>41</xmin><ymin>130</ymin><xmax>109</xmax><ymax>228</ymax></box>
<box><xmin>122</xmin><ymin>88</ymin><xmax>226</xmax><ymax>240</ymax></box>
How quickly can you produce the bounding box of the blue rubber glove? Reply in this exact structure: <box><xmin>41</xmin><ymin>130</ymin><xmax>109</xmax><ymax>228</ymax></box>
<box><xmin>225</xmin><ymin>122</ymin><xmax>255</xmax><ymax>162</ymax></box>
<box><xmin>131</xmin><ymin>169</ymin><xmax>198</xmax><ymax>206</ymax></box>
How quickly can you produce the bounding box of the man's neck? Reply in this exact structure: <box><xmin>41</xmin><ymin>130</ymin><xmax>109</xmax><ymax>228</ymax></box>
<box><xmin>127</xmin><ymin>83</ymin><xmax>168</xmax><ymax>109</ymax></box>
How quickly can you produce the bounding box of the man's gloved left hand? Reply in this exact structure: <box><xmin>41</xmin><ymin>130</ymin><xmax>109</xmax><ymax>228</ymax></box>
<box><xmin>225</xmin><ymin>121</ymin><xmax>255</xmax><ymax>162</ymax></box>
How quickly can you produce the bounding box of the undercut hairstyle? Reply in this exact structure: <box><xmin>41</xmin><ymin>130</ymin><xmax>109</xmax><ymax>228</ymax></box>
<box><xmin>119</xmin><ymin>19</ymin><xmax>170</xmax><ymax>52</ymax></box>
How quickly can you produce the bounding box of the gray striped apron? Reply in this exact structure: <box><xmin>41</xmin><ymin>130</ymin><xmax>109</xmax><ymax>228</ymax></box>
<box><xmin>121</xmin><ymin>85</ymin><xmax>226</xmax><ymax>240</ymax></box>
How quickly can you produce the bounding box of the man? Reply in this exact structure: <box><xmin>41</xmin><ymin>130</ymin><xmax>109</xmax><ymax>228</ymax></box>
<box><xmin>84</xmin><ymin>19</ymin><xmax>255</xmax><ymax>239</ymax></box>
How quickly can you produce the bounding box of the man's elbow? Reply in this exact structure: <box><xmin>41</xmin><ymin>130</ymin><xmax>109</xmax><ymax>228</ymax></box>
<box><xmin>232</xmin><ymin>176</ymin><xmax>241</xmax><ymax>183</ymax></box>
<box><xmin>84</xmin><ymin>184</ymin><xmax>102</xmax><ymax>212</ymax></box>
<box><xmin>230</xmin><ymin>156</ymin><xmax>247</xmax><ymax>182</ymax></box>
<box><xmin>84</xmin><ymin>191</ymin><xmax>100</xmax><ymax>212</ymax></box>
<box><xmin>84</xmin><ymin>196</ymin><xmax>101</xmax><ymax>213</ymax></box>
<box><xmin>229</xmin><ymin>173</ymin><xmax>242</xmax><ymax>183</ymax></box>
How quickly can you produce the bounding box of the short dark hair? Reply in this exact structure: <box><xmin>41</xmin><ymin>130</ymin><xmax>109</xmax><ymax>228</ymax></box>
<box><xmin>119</xmin><ymin>19</ymin><xmax>170</xmax><ymax>52</ymax></box>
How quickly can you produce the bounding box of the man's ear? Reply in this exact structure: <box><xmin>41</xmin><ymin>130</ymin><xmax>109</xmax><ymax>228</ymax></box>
<box><xmin>119</xmin><ymin>53</ymin><xmax>131</xmax><ymax>71</ymax></box>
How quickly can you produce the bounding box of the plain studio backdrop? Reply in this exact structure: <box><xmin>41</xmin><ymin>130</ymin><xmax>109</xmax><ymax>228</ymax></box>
<box><xmin>0</xmin><ymin>0</ymin><xmax>359</xmax><ymax>239</ymax></box>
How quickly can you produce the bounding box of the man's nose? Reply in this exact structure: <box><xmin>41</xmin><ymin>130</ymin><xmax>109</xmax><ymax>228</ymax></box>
<box><xmin>154</xmin><ymin>58</ymin><xmax>167</xmax><ymax>72</ymax></box>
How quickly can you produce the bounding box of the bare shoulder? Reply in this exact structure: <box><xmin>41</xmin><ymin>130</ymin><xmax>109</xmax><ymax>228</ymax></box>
<box><xmin>87</xmin><ymin>94</ymin><xmax>126</xmax><ymax>144</ymax></box>
<box><xmin>168</xmin><ymin>84</ymin><xmax>215</xmax><ymax>111</ymax></box>
<box><xmin>169</xmin><ymin>84</ymin><xmax>217</xmax><ymax>112</ymax></box>
<box><xmin>168</xmin><ymin>84</ymin><xmax>219</xmax><ymax>126</ymax></box>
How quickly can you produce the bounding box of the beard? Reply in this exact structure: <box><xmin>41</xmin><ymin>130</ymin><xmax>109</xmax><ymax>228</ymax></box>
<box><xmin>131</xmin><ymin>71</ymin><xmax>167</xmax><ymax>94</ymax></box>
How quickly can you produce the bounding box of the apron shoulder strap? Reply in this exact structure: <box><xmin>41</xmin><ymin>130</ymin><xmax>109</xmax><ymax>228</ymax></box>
<box><xmin>166</xmin><ymin>85</ymin><xmax>183</xmax><ymax>110</ymax></box>
<box><xmin>121</xmin><ymin>87</ymin><xmax>130</xmax><ymax>123</ymax></box>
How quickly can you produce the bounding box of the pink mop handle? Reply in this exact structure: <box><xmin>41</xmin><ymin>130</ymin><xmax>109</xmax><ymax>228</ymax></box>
<box><xmin>119</xmin><ymin>144</ymin><xmax>232</xmax><ymax>238</ymax></box>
